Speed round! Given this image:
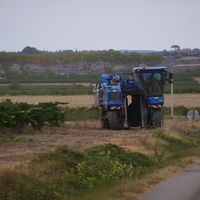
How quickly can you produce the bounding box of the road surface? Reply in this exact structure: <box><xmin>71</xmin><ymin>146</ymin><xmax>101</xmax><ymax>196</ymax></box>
<box><xmin>140</xmin><ymin>161</ymin><xmax>200</xmax><ymax>200</ymax></box>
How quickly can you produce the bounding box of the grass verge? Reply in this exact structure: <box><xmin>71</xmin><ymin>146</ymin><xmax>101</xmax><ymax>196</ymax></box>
<box><xmin>0</xmin><ymin>126</ymin><xmax>200</xmax><ymax>200</ymax></box>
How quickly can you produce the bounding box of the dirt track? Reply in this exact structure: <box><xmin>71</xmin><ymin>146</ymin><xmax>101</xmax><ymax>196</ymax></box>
<box><xmin>0</xmin><ymin>93</ymin><xmax>200</xmax><ymax>107</ymax></box>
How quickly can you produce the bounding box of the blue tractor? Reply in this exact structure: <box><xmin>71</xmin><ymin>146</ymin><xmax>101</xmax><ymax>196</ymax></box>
<box><xmin>95</xmin><ymin>66</ymin><xmax>173</xmax><ymax>130</ymax></box>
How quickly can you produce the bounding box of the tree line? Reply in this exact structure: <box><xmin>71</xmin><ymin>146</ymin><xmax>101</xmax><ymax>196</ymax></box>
<box><xmin>0</xmin><ymin>48</ymin><xmax>162</xmax><ymax>66</ymax></box>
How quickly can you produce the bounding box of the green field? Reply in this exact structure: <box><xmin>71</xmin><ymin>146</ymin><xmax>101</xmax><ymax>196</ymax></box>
<box><xmin>0</xmin><ymin>69</ymin><xmax>200</xmax><ymax>95</ymax></box>
<box><xmin>0</xmin><ymin>84</ymin><xmax>93</xmax><ymax>95</ymax></box>
<box><xmin>0</xmin><ymin>74</ymin><xmax>100</xmax><ymax>84</ymax></box>
<box><xmin>164</xmin><ymin>69</ymin><xmax>200</xmax><ymax>93</ymax></box>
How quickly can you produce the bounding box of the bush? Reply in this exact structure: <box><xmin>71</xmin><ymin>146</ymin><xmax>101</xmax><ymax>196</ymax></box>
<box><xmin>0</xmin><ymin>100</ymin><xmax>65</xmax><ymax>130</ymax></box>
<box><xmin>84</xmin><ymin>144</ymin><xmax>153</xmax><ymax>167</ymax></box>
<box><xmin>66</xmin><ymin>144</ymin><xmax>154</xmax><ymax>189</ymax></box>
<box><xmin>32</xmin><ymin>144</ymin><xmax>154</xmax><ymax>190</ymax></box>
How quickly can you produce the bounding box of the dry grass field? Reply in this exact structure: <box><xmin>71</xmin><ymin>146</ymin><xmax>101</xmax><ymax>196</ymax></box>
<box><xmin>0</xmin><ymin>93</ymin><xmax>200</xmax><ymax>107</ymax></box>
<box><xmin>1</xmin><ymin>119</ymin><xmax>198</xmax><ymax>168</ymax></box>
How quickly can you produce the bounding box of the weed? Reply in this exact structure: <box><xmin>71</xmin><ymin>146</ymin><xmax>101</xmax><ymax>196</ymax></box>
<box><xmin>153</xmin><ymin>142</ymin><xmax>166</xmax><ymax>162</ymax></box>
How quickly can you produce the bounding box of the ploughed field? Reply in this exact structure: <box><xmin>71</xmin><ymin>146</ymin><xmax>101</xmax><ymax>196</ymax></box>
<box><xmin>0</xmin><ymin>93</ymin><xmax>200</xmax><ymax>107</ymax></box>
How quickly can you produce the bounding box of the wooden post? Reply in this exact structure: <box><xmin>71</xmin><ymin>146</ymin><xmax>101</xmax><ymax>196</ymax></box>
<box><xmin>170</xmin><ymin>79</ymin><xmax>174</xmax><ymax>118</ymax></box>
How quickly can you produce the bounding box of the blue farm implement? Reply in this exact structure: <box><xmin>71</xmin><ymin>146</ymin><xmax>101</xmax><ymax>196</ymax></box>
<box><xmin>94</xmin><ymin>66</ymin><xmax>173</xmax><ymax>130</ymax></box>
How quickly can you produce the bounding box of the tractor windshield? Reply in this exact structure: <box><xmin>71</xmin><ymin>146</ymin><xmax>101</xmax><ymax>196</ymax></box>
<box><xmin>135</xmin><ymin>70</ymin><xmax>167</xmax><ymax>96</ymax></box>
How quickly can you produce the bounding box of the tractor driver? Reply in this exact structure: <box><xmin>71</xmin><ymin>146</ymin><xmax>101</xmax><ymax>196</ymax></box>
<box><xmin>110</xmin><ymin>75</ymin><xmax>120</xmax><ymax>84</ymax></box>
<box><xmin>146</xmin><ymin>73</ymin><xmax>161</xmax><ymax>95</ymax></box>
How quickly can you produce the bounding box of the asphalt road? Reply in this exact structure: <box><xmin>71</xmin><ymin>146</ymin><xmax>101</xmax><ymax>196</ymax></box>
<box><xmin>140</xmin><ymin>162</ymin><xmax>200</xmax><ymax>200</ymax></box>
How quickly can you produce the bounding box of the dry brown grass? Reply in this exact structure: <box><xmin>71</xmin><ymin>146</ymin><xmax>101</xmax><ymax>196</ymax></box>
<box><xmin>0</xmin><ymin>93</ymin><xmax>200</xmax><ymax>107</ymax></box>
<box><xmin>1</xmin><ymin>119</ymin><xmax>199</xmax><ymax>169</ymax></box>
<box><xmin>166</xmin><ymin>118</ymin><xmax>200</xmax><ymax>136</ymax></box>
<box><xmin>0</xmin><ymin>122</ymin><xmax>153</xmax><ymax>168</ymax></box>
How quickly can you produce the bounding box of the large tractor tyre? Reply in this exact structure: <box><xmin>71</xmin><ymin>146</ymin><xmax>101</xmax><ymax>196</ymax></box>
<box><xmin>101</xmin><ymin>118</ymin><xmax>110</xmax><ymax>129</ymax></box>
<box><xmin>128</xmin><ymin>102</ymin><xmax>141</xmax><ymax>127</ymax></box>
<box><xmin>150</xmin><ymin>110</ymin><xmax>163</xmax><ymax>128</ymax></box>
<box><xmin>108</xmin><ymin>110</ymin><xmax>123</xmax><ymax>130</ymax></box>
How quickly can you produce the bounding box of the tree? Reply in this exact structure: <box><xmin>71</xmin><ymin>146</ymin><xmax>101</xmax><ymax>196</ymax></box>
<box><xmin>21</xmin><ymin>46</ymin><xmax>40</xmax><ymax>54</ymax></box>
<box><xmin>171</xmin><ymin>45</ymin><xmax>181</xmax><ymax>51</ymax></box>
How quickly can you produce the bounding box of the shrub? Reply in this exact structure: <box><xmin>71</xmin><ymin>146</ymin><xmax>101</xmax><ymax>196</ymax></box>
<box><xmin>0</xmin><ymin>100</ymin><xmax>65</xmax><ymax>130</ymax></box>
<box><xmin>65</xmin><ymin>144</ymin><xmax>153</xmax><ymax>189</ymax></box>
<box><xmin>84</xmin><ymin>144</ymin><xmax>153</xmax><ymax>167</ymax></box>
<box><xmin>32</xmin><ymin>144</ymin><xmax>154</xmax><ymax>190</ymax></box>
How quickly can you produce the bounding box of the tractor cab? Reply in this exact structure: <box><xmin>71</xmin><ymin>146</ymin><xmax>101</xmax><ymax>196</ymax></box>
<box><xmin>133</xmin><ymin>67</ymin><xmax>167</xmax><ymax>105</ymax></box>
<box><xmin>133</xmin><ymin>67</ymin><xmax>167</xmax><ymax>96</ymax></box>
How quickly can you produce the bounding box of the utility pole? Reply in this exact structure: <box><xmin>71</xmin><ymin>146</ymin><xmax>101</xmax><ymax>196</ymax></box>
<box><xmin>171</xmin><ymin>80</ymin><xmax>174</xmax><ymax>117</ymax></box>
<box><xmin>169</xmin><ymin>71</ymin><xmax>174</xmax><ymax>118</ymax></box>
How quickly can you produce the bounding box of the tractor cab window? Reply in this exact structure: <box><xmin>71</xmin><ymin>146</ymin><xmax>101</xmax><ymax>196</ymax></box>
<box><xmin>136</xmin><ymin>70</ymin><xmax>167</xmax><ymax>96</ymax></box>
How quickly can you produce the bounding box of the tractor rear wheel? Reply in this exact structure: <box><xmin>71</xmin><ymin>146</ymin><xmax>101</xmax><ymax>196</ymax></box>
<box><xmin>150</xmin><ymin>110</ymin><xmax>163</xmax><ymax>128</ymax></box>
<box><xmin>108</xmin><ymin>110</ymin><xmax>123</xmax><ymax>130</ymax></box>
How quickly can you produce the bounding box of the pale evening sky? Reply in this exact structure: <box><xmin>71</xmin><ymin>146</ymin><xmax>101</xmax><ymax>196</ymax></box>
<box><xmin>0</xmin><ymin>0</ymin><xmax>200</xmax><ymax>52</ymax></box>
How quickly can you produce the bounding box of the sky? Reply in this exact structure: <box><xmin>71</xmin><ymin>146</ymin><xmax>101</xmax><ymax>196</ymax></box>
<box><xmin>0</xmin><ymin>0</ymin><xmax>200</xmax><ymax>52</ymax></box>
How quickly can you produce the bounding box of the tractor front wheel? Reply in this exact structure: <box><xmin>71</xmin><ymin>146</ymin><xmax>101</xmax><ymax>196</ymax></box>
<box><xmin>108</xmin><ymin>110</ymin><xmax>123</xmax><ymax>130</ymax></box>
<box><xmin>150</xmin><ymin>110</ymin><xmax>163</xmax><ymax>128</ymax></box>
